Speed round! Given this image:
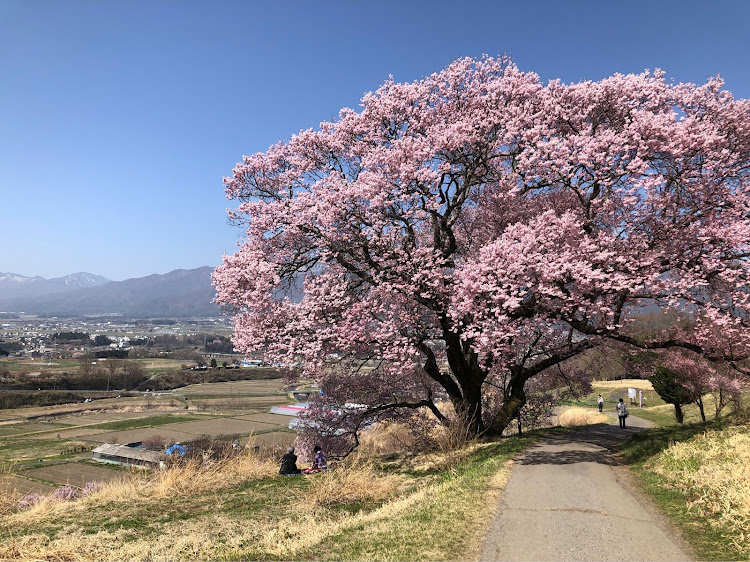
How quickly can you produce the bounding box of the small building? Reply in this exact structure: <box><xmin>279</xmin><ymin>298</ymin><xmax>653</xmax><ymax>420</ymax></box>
<box><xmin>91</xmin><ymin>444</ymin><xmax>167</xmax><ymax>469</ymax></box>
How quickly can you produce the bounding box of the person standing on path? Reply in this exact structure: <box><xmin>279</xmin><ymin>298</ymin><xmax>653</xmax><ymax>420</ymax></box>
<box><xmin>597</xmin><ymin>394</ymin><xmax>604</xmax><ymax>412</ymax></box>
<box><xmin>616</xmin><ymin>397</ymin><xmax>628</xmax><ymax>428</ymax></box>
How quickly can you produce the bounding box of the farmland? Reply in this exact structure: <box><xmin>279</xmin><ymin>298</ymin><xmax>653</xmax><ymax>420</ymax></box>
<box><xmin>0</xmin><ymin>378</ymin><xmax>299</xmax><ymax>498</ymax></box>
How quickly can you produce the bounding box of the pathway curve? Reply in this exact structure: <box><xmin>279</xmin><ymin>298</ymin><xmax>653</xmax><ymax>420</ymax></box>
<box><xmin>480</xmin><ymin>413</ymin><xmax>692</xmax><ymax>561</ymax></box>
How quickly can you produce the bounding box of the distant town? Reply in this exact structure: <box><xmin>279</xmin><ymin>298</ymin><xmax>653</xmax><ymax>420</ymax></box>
<box><xmin>0</xmin><ymin>313</ymin><xmax>235</xmax><ymax>362</ymax></box>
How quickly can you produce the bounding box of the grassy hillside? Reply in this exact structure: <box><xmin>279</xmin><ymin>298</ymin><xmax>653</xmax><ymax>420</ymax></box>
<box><xmin>0</xmin><ymin>425</ymin><xmax>572</xmax><ymax>562</ymax></box>
<box><xmin>619</xmin><ymin>414</ymin><xmax>750</xmax><ymax>561</ymax></box>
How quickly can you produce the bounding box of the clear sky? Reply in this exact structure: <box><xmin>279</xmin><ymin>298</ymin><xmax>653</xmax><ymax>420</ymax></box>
<box><xmin>1</xmin><ymin>0</ymin><xmax>748</xmax><ymax>281</ymax></box>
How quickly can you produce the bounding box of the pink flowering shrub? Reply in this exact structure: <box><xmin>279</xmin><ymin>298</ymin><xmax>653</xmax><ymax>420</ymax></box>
<box><xmin>82</xmin><ymin>481</ymin><xmax>103</xmax><ymax>496</ymax></box>
<box><xmin>52</xmin><ymin>485</ymin><xmax>79</xmax><ymax>501</ymax></box>
<box><xmin>17</xmin><ymin>493</ymin><xmax>43</xmax><ymax>510</ymax></box>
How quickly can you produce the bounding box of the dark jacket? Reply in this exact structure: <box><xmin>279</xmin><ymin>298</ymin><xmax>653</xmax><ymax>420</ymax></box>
<box><xmin>279</xmin><ymin>452</ymin><xmax>301</xmax><ymax>475</ymax></box>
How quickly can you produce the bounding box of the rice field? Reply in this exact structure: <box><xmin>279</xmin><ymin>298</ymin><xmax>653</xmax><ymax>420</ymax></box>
<box><xmin>0</xmin><ymin>378</ymin><xmax>299</xmax><ymax>497</ymax></box>
<box><xmin>0</xmin><ymin>474</ymin><xmax>56</xmax><ymax>497</ymax></box>
<box><xmin>24</xmin><ymin>462</ymin><xmax>126</xmax><ymax>487</ymax></box>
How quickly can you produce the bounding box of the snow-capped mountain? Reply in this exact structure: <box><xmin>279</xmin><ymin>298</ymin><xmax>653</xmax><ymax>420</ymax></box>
<box><xmin>0</xmin><ymin>268</ymin><xmax>219</xmax><ymax>317</ymax></box>
<box><xmin>0</xmin><ymin>272</ymin><xmax>111</xmax><ymax>302</ymax></box>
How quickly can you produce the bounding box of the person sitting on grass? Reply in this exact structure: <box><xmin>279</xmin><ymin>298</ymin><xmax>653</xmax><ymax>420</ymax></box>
<box><xmin>302</xmin><ymin>444</ymin><xmax>328</xmax><ymax>474</ymax></box>
<box><xmin>279</xmin><ymin>447</ymin><xmax>301</xmax><ymax>475</ymax></box>
<box><xmin>312</xmin><ymin>444</ymin><xmax>327</xmax><ymax>470</ymax></box>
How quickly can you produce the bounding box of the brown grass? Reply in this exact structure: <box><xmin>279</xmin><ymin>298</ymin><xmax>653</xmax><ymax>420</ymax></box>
<box><xmin>0</xmin><ymin>434</ymin><xmax>526</xmax><ymax>562</ymax></box>
<box><xmin>4</xmin><ymin>449</ymin><xmax>278</xmax><ymax>525</ymax></box>
<box><xmin>557</xmin><ymin>407</ymin><xmax>610</xmax><ymax>427</ymax></box>
<box><xmin>592</xmin><ymin>378</ymin><xmax>654</xmax><ymax>390</ymax></box>
<box><xmin>648</xmin><ymin>424</ymin><xmax>750</xmax><ymax>550</ymax></box>
<box><xmin>302</xmin><ymin>454</ymin><xmax>405</xmax><ymax>509</ymax></box>
<box><xmin>359</xmin><ymin>421</ymin><xmax>415</xmax><ymax>456</ymax></box>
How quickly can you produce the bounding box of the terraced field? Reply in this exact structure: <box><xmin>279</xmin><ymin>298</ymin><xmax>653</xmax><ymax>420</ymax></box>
<box><xmin>0</xmin><ymin>379</ymin><xmax>299</xmax><ymax>495</ymax></box>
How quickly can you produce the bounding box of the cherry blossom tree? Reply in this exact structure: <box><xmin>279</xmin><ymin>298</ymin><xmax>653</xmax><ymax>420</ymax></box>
<box><xmin>656</xmin><ymin>350</ymin><xmax>744</xmax><ymax>422</ymax></box>
<box><xmin>214</xmin><ymin>56</ymin><xmax>750</xmax><ymax>441</ymax></box>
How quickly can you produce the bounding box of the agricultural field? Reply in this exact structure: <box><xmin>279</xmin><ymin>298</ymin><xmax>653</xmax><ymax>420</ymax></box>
<box><xmin>0</xmin><ymin>357</ymin><xmax>186</xmax><ymax>377</ymax></box>
<box><xmin>0</xmin><ymin>378</ymin><xmax>300</xmax><ymax>496</ymax></box>
<box><xmin>24</xmin><ymin>461</ymin><xmax>126</xmax><ymax>487</ymax></box>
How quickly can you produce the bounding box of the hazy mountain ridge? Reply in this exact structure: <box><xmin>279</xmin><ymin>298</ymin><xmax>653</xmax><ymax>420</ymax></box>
<box><xmin>0</xmin><ymin>268</ymin><xmax>219</xmax><ymax>317</ymax></box>
<box><xmin>0</xmin><ymin>272</ymin><xmax>110</xmax><ymax>301</ymax></box>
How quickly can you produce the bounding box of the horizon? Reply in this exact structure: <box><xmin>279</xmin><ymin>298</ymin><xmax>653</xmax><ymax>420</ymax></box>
<box><xmin>0</xmin><ymin>265</ymin><xmax>215</xmax><ymax>282</ymax></box>
<box><xmin>2</xmin><ymin>0</ymin><xmax>749</xmax><ymax>281</ymax></box>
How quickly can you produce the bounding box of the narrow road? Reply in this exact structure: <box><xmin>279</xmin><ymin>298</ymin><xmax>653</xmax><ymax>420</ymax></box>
<box><xmin>480</xmin><ymin>413</ymin><xmax>692</xmax><ymax>561</ymax></box>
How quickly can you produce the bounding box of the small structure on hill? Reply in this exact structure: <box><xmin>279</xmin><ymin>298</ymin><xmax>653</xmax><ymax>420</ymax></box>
<box><xmin>91</xmin><ymin>443</ymin><xmax>167</xmax><ymax>469</ymax></box>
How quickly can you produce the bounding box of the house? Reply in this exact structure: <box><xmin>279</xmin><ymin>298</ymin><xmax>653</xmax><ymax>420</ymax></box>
<box><xmin>91</xmin><ymin>443</ymin><xmax>167</xmax><ymax>469</ymax></box>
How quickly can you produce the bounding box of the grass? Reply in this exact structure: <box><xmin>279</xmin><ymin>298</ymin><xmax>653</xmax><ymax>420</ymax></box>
<box><xmin>0</xmin><ymin>427</ymin><xmax>565</xmax><ymax>561</ymax></box>
<box><xmin>619</xmin><ymin>416</ymin><xmax>750</xmax><ymax>561</ymax></box>
<box><xmin>0</xmin><ymin>439</ymin><xmax>94</xmax><ymax>466</ymax></box>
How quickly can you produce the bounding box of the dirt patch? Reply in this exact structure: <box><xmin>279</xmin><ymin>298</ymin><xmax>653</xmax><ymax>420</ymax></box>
<box><xmin>24</xmin><ymin>462</ymin><xmax>124</xmax><ymax>487</ymax></box>
<box><xmin>52</xmin><ymin>412</ymin><xmax>156</xmax><ymax>423</ymax></box>
<box><xmin>84</xmin><ymin>427</ymin><xmax>198</xmax><ymax>445</ymax></box>
<box><xmin>165</xmin><ymin>418</ymin><xmax>278</xmax><ymax>436</ymax></box>
<box><xmin>28</xmin><ymin>428</ymin><xmax>113</xmax><ymax>440</ymax></box>
<box><xmin>234</xmin><ymin>413</ymin><xmax>294</xmax><ymax>426</ymax></box>
<box><xmin>0</xmin><ymin>423</ymin><xmax>66</xmax><ymax>437</ymax></box>
<box><xmin>179</xmin><ymin>380</ymin><xmax>286</xmax><ymax>395</ymax></box>
<box><xmin>0</xmin><ymin>474</ymin><xmax>56</xmax><ymax>496</ymax></box>
<box><xmin>249</xmin><ymin>431</ymin><xmax>295</xmax><ymax>450</ymax></box>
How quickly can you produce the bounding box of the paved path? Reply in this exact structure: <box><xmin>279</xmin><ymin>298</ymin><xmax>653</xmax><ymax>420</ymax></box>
<box><xmin>480</xmin><ymin>413</ymin><xmax>693</xmax><ymax>561</ymax></box>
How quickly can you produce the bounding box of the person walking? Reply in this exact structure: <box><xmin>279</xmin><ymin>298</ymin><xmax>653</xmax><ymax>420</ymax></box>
<box><xmin>616</xmin><ymin>397</ymin><xmax>629</xmax><ymax>429</ymax></box>
<box><xmin>597</xmin><ymin>394</ymin><xmax>604</xmax><ymax>413</ymax></box>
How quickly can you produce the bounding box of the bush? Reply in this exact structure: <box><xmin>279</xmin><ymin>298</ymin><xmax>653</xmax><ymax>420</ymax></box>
<box><xmin>17</xmin><ymin>493</ymin><xmax>43</xmax><ymax>510</ymax></box>
<box><xmin>82</xmin><ymin>481</ymin><xmax>103</xmax><ymax>496</ymax></box>
<box><xmin>52</xmin><ymin>485</ymin><xmax>79</xmax><ymax>501</ymax></box>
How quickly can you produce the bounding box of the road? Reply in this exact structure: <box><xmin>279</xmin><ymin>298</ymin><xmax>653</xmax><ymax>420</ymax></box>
<box><xmin>480</xmin><ymin>413</ymin><xmax>693</xmax><ymax>561</ymax></box>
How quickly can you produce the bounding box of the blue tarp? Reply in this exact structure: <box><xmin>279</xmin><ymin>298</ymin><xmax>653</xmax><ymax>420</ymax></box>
<box><xmin>165</xmin><ymin>444</ymin><xmax>186</xmax><ymax>456</ymax></box>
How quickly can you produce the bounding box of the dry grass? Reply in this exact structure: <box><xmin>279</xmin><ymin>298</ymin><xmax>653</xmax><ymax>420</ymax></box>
<box><xmin>0</xmin><ymin>457</ymin><xmax>431</xmax><ymax>562</ymax></box>
<box><xmin>359</xmin><ymin>421</ymin><xmax>415</xmax><ymax>456</ymax></box>
<box><xmin>556</xmin><ymin>407</ymin><xmax>610</xmax><ymax>427</ymax></box>
<box><xmin>592</xmin><ymin>378</ymin><xmax>654</xmax><ymax>390</ymax></box>
<box><xmin>647</xmin><ymin>424</ymin><xmax>750</xmax><ymax>550</ymax></box>
<box><xmin>4</xmin><ymin>449</ymin><xmax>278</xmax><ymax>526</ymax></box>
<box><xmin>302</xmin><ymin>454</ymin><xmax>405</xmax><ymax>509</ymax></box>
<box><xmin>0</xmin><ymin>434</ymin><xmax>528</xmax><ymax>562</ymax></box>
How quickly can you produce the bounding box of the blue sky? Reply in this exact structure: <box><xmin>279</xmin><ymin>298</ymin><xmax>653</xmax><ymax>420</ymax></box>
<box><xmin>1</xmin><ymin>0</ymin><xmax>748</xmax><ymax>281</ymax></box>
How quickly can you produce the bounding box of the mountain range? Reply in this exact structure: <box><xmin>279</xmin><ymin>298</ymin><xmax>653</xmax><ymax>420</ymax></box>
<box><xmin>0</xmin><ymin>267</ymin><xmax>220</xmax><ymax>317</ymax></box>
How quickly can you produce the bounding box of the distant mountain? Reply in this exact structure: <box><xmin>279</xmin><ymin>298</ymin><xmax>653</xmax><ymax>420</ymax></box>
<box><xmin>0</xmin><ymin>272</ymin><xmax>110</xmax><ymax>301</ymax></box>
<box><xmin>0</xmin><ymin>267</ymin><xmax>219</xmax><ymax>317</ymax></box>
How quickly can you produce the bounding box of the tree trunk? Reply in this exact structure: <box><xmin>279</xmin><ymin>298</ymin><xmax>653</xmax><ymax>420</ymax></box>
<box><xmin>486</xmin><ymin>378</ymin><xmax>527</xmax><ymax>436</ymax></box>
<box><xmin>673</xmin><ymin>403</ymin><xmax>684</xmax><ymax>424</ymax></box>
<box><xmin>696</xmin><ymin>397</ymin><xmax>706</xmax><ymax>422</ymax></box>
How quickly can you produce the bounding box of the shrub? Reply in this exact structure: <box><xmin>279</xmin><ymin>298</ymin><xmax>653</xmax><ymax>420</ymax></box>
<box><xmin>52</xmin><ymin>485</ymin><xmax>79</xmax><ymax>501</ymax></box>
<box><xmin>17</xmin><ymin>493</ymin><xmax>43</xmax><ymax>510</ymax></box>
<box><xmin>82</xmin><ymin>481</ymin><xmax>103</xmax><ymax>496</ymax></box>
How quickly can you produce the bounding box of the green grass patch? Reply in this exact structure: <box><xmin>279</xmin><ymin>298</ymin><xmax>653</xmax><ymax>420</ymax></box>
<box><xmin>0</xmin><ymin>439</ymin><xmax>92</xmax><ymax>466</ymax></box>
<box><xmin>0</xmin><ymin>422</ymin><xmax>72</xmax><ymax>437</ymax></box>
